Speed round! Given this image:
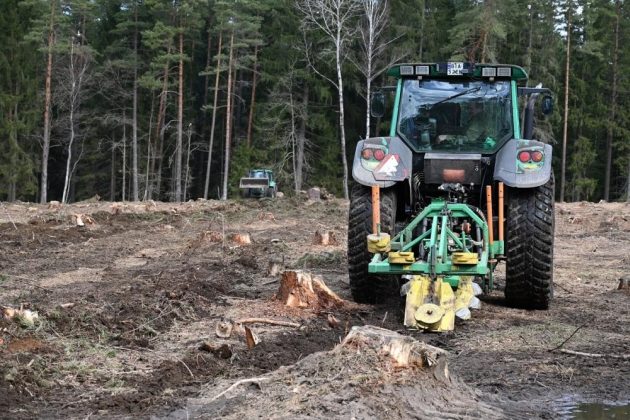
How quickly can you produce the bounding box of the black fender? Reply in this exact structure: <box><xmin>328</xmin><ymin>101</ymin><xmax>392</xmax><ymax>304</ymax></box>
<box><xmin>494</xmin><ymin>139</ymin><xmax>552</xmax><ymax>188</ymax></box>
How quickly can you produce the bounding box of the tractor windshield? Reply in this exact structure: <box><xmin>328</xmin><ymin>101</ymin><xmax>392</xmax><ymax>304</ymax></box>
<box><xmin>397</xmin><ymin>79</ymin><xmax>513</xmax><ymax>152</ymax></box>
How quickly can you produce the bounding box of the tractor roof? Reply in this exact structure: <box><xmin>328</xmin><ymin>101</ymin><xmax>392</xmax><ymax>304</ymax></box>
<box><xmin>387</xmin><ymin>62</ymin><xmax>528</xmax><ymax>82</ymax></box>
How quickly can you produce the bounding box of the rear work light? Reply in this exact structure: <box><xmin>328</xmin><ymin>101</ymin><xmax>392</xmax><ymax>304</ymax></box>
<box><xmin>361</xmin><ymin>148</ymin><xmax>373</xmax><ymax>160</ymax></box>
<box><xmin>518</xmin><ymin>151</ymin><xmax>531</xmax><ymax>163</ymax></box>
<box><xmin>531</xmin><ymin>151</ymin><xmax>544</xmax><ymax>162</ymax></box>
<box><xmin>373</xmin><ymin>149</ymin><xmax>385</xmax><ymax>161</ymax></box>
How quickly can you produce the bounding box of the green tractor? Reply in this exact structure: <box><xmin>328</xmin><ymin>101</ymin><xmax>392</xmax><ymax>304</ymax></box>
<box><xmin>239</xmin><ymin>169</ymin><xmax>277</xmax><ymax>198</ymax></box>
<box><xmin>348</xmin><ymin>62</ymin><xmax>555</xmax><ymax>331</ymax></box>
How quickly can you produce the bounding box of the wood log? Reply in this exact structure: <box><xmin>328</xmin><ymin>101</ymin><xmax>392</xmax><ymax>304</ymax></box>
<box><xmin>338</xmin><ymin>325</ymin><xmax>449</xmax><ymax>381</ymax></box>
<box><xmin>313</xmin><ymin>230</ymin><xmax>338</xmax><ymax>246</ymax></box>
<box><xmin>48</xmin><ymin>200</ymin><xmax>61</xmax><ymax>209</ymax></box>
<box><xmin>275</xmin><ymin>270</ymin><xmax>344</xmax><ymax>309</ymax></box>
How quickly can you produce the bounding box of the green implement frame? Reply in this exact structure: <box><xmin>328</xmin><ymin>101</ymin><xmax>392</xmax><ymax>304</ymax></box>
<box><xmin>368</xmin><ymin>199</ymin><xmax>504</xmax><ymax>289</ymax></box>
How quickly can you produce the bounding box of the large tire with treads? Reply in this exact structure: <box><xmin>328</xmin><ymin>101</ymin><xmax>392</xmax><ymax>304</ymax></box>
<box><xmin>347</xmin><ymin>184</ymin><xmax>399</xmax><ymax>303</ymax></box>
<box><xmin>504</xmin><ymin>174</ymin><xmax>555</xmax><ymax>309</ymax></box>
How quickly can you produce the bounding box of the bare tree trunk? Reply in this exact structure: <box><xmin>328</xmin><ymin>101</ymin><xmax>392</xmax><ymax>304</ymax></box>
<box><xmin>204</xmin><ymin>31</ymin><xmax>223</xmax><ymax>199</ymax></box>
<box><xmin>560</xmin><ymin>3</ymin><xmax>571</xmax><ymax>203</ymax></box>
<box><xmin>296</xmin><ymin>84</ymin><xmax>308</xmax><ymax>191</ymax></box>
<box><xmin>221</xmin><ymin>30</ymin><xmax>235</xmax><ymax>201</ymax></box>
<box><xmin>143</xmin><ymin>93</ymin><xmax>155</xmax><ymax>200</ymax></box>
<box><xmin>418</xmin><ymin>0</ymin><xmax>425</xmax><ymax>61</ymax></box>
<box><xmin>184</xmin><ymin>124</ymin><xmax>192</xmax><ymax>201</ymax></box>
<box><xmin>246</xmin><ymin>44</ymin><xmax>259</xmax><ymax>147</ymax></box>
<box><xmin>150</xmin><ymin>51</ymin><xmax>171</xmax><ymax>200</ymax></box>
<box><xmin>175</xmin><ymin>31</ymin><xmax>184</xmax><ymax>202</ymax></box>
<box><xmin>336</xmin><ymin>30</ymin><xmax>349</xmax><ymax>200</ymax></box>
<box><xmin>111</xmin><ymin>142</ymin><xmax>116</xmax><ymax>201</ymax></box>
<box><xmin>131</xmin><ymin>5</ymin><xmax>139</xmax><ymax>201</ymax></box>
<box><xmin>40</xmin><ymin>0</ymin><xmax>55</xmax><ymax>204</ymax></box>
<box><xmin>604</xmin><ymin>0</ymin><xmax>620</xmax><ymax>201</ymax></box>
<box><xmin>122</xmin><ymin>110</ymin><xmax>127</xmax><ymax>202</ymax></box>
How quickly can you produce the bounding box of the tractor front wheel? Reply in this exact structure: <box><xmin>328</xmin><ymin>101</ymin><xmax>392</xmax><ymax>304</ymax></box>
<box><xmin>504</xmin><ymin>175</ymin><xmax>555</xmax><ymax>309</ymax></box>
<box><xmin>347</xmin><ymin>184</ymin><xmax>399</xmax><ymax>304</ymax></box>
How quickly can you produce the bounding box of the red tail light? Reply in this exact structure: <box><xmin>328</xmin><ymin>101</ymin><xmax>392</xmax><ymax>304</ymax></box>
<box><xmin>531</xmin><ymin>151</ymin><xmax>543</xmax><ymax>162</ymax></box>
<box><xmin>373</xmin><ymin>149</ymin><xmax>385</xmax><ymax>161</ymax></box>
<box><xmin>518</xmin><ymin>151</ymin><xmax>531</xmax><ymax>163</ymax></box>
<box><xmin>361</xmin><ymin>148</ymin><xmax>373</xmax><ymax>160</ymax></box>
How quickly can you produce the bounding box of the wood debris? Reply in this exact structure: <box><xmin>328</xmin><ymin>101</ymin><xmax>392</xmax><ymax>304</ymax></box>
<box><xmin>244</xmin><ymin>325</ymin><xmax>260</xmax><ymax>349</ymax></box>
<box><xmin>2</xmin><ymin>306</ymin><xmax>40</xmax><ymax>328</ymax></box>
<box><xmin>258</xmin><ymin>212</ymin><xmax>276</xmax><ymax>222</ymax></box>
<box><xmin>199</xmin><ymin>342</ymin><xmax>233</xmax><ymax>359</ymax></box>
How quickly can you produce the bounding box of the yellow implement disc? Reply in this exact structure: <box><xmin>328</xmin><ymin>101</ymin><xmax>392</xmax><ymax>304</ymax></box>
<box><xmin>414</xmin><ymin>303</ymin><xmax>445</xmax><ymax>325</ymax></box>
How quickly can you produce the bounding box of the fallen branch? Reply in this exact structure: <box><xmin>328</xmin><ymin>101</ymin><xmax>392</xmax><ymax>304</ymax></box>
<box><xmin>235</xmin><ymin>318</ymin><xmax>301</xmax><ymax>328</ymax></box>
<box><xmin>558</xmin><ymin>349</ymin><xmax>630</xmax><ymax>359</ymax></box>
<box><xmin>549</xmin><ymin>322</ymin><xmax>588</xmax><ymax>352</ymax></box>
<box><xmin>210</xmin><ymin>377</ymin><xmax>271</xmax><ymax>401</ymax></box>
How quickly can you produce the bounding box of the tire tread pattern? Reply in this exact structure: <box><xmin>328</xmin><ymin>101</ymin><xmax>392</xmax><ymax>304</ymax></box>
<box><xmin>347</xmin><ymin>184</ymin><xmax>397</xmax><ymax>303</ymax></box>
<box><xmin>505</xmin><ymin>175</ymin><xmax>555</xmax><ymax>309</ymax></box>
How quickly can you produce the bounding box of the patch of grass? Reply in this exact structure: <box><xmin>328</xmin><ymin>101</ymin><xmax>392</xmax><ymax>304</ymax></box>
<box><xmin>294</xmin><ymin>251</ymin><xmax>344</xmax><ymax>269</ymax></box>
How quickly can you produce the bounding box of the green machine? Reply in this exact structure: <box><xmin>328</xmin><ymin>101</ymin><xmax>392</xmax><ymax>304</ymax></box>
<box><xmin>239</xmin><ymin>169</ymin><xmax>277</xmax><ymax>198</ymax></box>
<box><xmin>348</xmin><ymin>62</ymin><xmax>555</xmax><ymax>331</ymax></box>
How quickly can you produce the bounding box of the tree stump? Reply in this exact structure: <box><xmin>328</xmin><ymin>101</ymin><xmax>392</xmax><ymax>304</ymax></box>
<box><xmin>338</xmin><ymin>325</ymin><xmax>450</xmax><ymax>381</ymax></box>
<box><xmin>307</xmin><ymin>187</ymin><xmax>321</xmax><ymax>201</ymax></box>
<box><xmin>276</xmin><ymin>270</ymin><xmax>344</xmax><ymax>309</ymax></box>
<box><xmin>313</xmin><ymin>230</ymin><xmax>337</xmax><ymax>246</ymax></box>
<box><xmin>229</xmin><ymin>233</ymin><xmax>251</xmax><ymax>245</ymax></box>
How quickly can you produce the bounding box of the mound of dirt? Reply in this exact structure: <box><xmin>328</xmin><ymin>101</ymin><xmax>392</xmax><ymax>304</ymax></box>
<box><xmin>168</xmin><ymin>326</ymin><xmax>506</xmax><ymax>419</ymax></box>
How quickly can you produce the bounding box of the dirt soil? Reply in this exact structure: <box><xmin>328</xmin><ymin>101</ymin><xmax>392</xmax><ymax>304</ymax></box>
<box><xmin>0</xmin><ymin>198</ymin><xmax>629</xmax><ymax>419</ymax></box>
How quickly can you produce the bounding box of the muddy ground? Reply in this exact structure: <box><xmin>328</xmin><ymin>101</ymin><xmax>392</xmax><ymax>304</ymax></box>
<box><xmin>0</xmin><ymin>198</ymin><xmax>628</xmax><ymax>419</ymax></box>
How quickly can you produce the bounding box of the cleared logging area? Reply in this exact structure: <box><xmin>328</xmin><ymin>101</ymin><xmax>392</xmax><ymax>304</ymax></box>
<box><xmin>0</xmin><ymin>198</ymin><xmax>629</xmax><ymax>418</ymax></box>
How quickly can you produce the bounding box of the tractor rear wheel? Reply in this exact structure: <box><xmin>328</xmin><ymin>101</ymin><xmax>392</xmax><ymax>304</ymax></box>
<box><xmin>347</xmin><ymin>184</ymin><xmax>399</xmax><ymax>303</ymax></box>
<box><xmin>504</xmin><ymin>175</ymin><xmax>555</xmax><ymax>309</ymax></box>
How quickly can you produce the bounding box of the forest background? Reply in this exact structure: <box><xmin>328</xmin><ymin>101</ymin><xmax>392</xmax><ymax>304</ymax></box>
<box><xmin>0</xmin><ymin>0</ymin><xmax>627</xmax><ymax>203</ymax></box>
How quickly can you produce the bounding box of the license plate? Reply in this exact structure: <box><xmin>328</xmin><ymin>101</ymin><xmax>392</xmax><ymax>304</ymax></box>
<box><xmin>447</xmin><ymin>62</ymin><xmax>464</xmax><ymax>76</ymax></box>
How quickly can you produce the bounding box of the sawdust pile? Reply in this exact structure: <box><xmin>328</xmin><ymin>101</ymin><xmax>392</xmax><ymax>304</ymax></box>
<box><xmin>169</xmin><ymin>326</ymin><xmax>506</xmax><ymax>419</ymax></box>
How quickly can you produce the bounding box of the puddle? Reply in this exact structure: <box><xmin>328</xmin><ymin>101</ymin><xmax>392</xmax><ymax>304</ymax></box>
<box><xmin>555</xmin><ymin>395</ymin><xmax>630</xmax><ymax>419</ymax></box>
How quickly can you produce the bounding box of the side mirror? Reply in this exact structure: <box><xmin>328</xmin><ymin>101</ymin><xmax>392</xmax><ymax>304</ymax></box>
<box><xmin>370</xmin><ymin>91</ymin><xmax>385</xmax><ymax>118</ymax></box>
<box><xmin>541</xmin><ymin>95</ymin><xmax>553</xmax><ymax>115</ymax></box>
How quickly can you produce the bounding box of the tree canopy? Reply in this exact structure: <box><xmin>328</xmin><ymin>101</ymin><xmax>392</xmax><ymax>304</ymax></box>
<box><xmin>0</xmin><ymin>0</ymin><xmax>627</xmax><ymax>202</ymax></box>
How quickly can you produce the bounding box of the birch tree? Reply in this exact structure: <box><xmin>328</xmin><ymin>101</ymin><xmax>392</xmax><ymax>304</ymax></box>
<box><xmin>297</xmin><ymin>0</ymin><xmax>360</xmax><ymax>199</ymax></box>
<box><xmin>41</xmin><ymin>0</ymin><xmax>57</xmax><ymax>203</ymax></box>
<box><xmin>355</xmin><ymin>0</ymin><xmax>396</xmax><ymax>139</ymax></box>
<box><xmin>59</xmin><ymin>33</ymin><xmax>92</xmax><ymax>204</ymax></box>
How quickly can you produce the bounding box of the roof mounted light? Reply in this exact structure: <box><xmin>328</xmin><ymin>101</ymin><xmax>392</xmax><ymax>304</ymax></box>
<box><xmin>415</xmin><ymin>65</ymin><xmax>430</xmax><ymax>76</ymax></box>
<box><xmin>482</xmin><ymin>67</ymin><xmax>497</xmax><ymax>77</ymax></box>
<box><xmin>400</xmin><ymin>65</ymin><xmax>414</xmax><ymax>76</ymax></box>
<box><xmin>497</xmin><ymin>67</ymin><xmax>512</xmax><ymax>77</ymax></box>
